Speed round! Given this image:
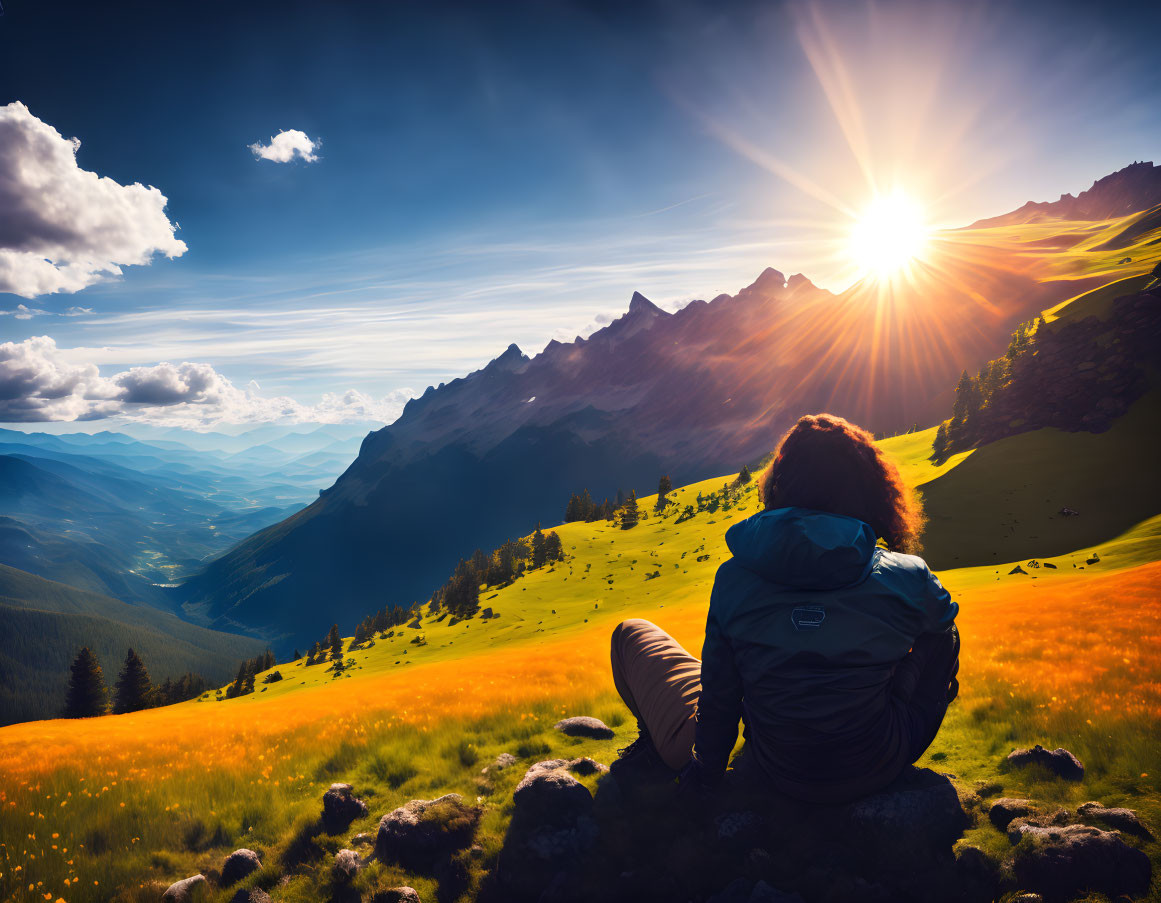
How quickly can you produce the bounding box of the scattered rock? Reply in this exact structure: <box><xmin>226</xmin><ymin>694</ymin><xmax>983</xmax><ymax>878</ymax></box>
<box><xmin>1008</xmin><ymin>821</ymin><xmax>1151</xmax><ymax>902</ymax></box>
<box><xmin>486</xmin><ymin>752</ymin><xmax>518</xmax><ymax>773</ymax></box>
<box><xmin>554</xmin><ymin>716</ymin><xmax>614</xmax><ymax>740</ymax></box>
<box><xmin>220</xmin><ymin>849</ymin><xmax>261</xmax><ymax>887</ymax></box>
<box><xmin>332</xmin><ymin>849</ymin><xmax>361</xmax><ymax>883</ymax></box>
<box><xmin>261</xmin><ymin>671</ymin><xmax>282</xmax><ymax>684</ymax></box>
<box><xmin>566</xmin><ymin>756</ymin><xmax>607</xmax><ymax>777</ymax></box>
<box><xmin>1009</xmin><ymin>565</ymin><xmax>1027</xmax><ymax>575</ymax></box>
<box><xmin>1076</xmin><ymin>801</ymin><xmax>1153</xmax><ymax>838</ymax></box>
<box><xmin>480</xmin><ymin>607</ymin><xmax>495</xmax><ymax>619</ymax></box>
<box><xmin>989</xmin><ymin>798</ymin><xmax>1035</xmax><ymax>830</ymax></box>
<box><xmin>1005</xmin><ymin>745</ymin><xmax>1084</xmax><ymax>780</ymax></box>
<box><xmin>514</xmin><ymin>761</ymin><xmax>594</xmax><ymax>824</ymax></box>
<box><xmin>162</xmin><ymin>875</ymin><xmax>208</xmax><ymax>903</ymax></box>
<box><xmin>350</xmin><ymin>831</ymin><xmax>374</xmax><ymax>846</ymax></box>
<box><xmin>1010</xmin><ymin>895</ymin><xmax>1043</xmax><ymax>903</ymax></box>
<box><xmin>1086</xmin><ymin>554</ymin><xmax>1100</xmax><ymax>565</ymax></box>
<box><xmin>1058</xmin><ymin>507</ymin><xmax>1079</xmax><ymax>517</ymax></box>
<box><xmin>371</xmin><ymin>888</ymin><xmax>422</xmax><ymax>903</ymax></box>
<box><xmin>376</xmin><ymin>794</ymin><xmax>481</xmax><ymax>868</ymax></box>
<box><xmin>846</xmin><ymin>767</ymin><xmax>970</xmax><ymax>856</ymax></box>
<box><xmin>228</xmin><ymin>890</ymin><xmax>272</xmax><ymax>903</ymax></box>
<box><xmin>322</xmin><ymin>782</ymin><xmax>369</xmax><ymax>833</ymax></box>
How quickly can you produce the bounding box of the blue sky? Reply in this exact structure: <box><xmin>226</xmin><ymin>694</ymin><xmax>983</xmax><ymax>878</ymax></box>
<box><xmin>1</xmin><ymin>0</ymin><xmax>1159</xmax><ymax>427</ymax></box>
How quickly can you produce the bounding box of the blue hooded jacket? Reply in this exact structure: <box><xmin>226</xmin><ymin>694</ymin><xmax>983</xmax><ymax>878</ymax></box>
<box><xmin>693</xmin><ymin>506</ymin><xmax>957</xmax><ymax>801</ymax></box>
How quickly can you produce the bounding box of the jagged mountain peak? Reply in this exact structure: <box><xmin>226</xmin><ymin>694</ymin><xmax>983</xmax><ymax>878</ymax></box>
<box><xmin>627</xmin><ymin>291</ymin><xmax>665</xmax><ymax>317</ymax></box>
<box><xmin>742</xmin><ymin>267</ymin><xmax>787</xmax><ymax>296</ymax></box>
<box><xmin>969</xmin><ymin>161</ymin><xmax>1161</xmax><ymax>227</ymax></box>
<box><xmin>495</xmin><ymin>342</ymin><xmax>527</xmax><ymax>364</ymax></box>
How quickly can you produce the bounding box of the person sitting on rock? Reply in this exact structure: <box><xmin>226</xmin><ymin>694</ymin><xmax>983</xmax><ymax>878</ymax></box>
<box><xmin>609</xmin><ymin>413</ymin><xmax>960</xmax><ymax>802</ymax></box>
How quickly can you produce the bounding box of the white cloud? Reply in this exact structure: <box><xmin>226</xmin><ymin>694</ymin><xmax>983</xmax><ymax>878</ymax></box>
<box><xmin>0</xmin><ymin>336</ymin><xmax>409</xmax><ymax>427</ymax></box>
<box><xmin>249</xmin><ymin>129</ymin><xmax>319</xmax><ymax>163</ymax></box>
<box><xmin>0</xmin><ymin>102</ymin><xmax>187</xmax><ymax>298</ymax></box>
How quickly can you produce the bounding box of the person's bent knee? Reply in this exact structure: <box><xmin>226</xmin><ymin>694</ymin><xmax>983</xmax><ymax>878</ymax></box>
<box><xmin>611</xmin><ymin>618</ymin><xmax>658</xmax><ymax>653</ymax></box>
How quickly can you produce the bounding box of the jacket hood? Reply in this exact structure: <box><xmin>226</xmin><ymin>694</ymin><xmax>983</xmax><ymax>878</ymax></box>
<box><xmin>724</xmin><ymin>507</ymin><xmax>878</xmax><ymax>590</ymax></box>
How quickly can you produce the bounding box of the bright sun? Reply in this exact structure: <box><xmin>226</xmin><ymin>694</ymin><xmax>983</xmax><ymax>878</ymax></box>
<box><xmin>849</xmin><ymin>191</ymin><xmax>928</xmax><ymax>278</ymax></box>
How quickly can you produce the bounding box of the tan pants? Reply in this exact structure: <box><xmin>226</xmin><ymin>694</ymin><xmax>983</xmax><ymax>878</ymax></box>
<box><xmin>610</xmin><ymin>618</ymin><xmax>702</xmax><ymax>770</ymax></box>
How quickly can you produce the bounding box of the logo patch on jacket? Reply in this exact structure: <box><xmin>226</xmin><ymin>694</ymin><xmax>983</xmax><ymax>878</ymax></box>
<box><xmin>791</xmin><ymin>606</ymin><xmax>826</xmax><ymax>630</ymax></box>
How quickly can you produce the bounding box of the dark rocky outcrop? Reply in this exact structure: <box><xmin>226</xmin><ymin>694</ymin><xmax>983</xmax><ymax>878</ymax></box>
<box><xmin>1008</xmin><ymin>821</ymin><xmax>1152</xmax><ymax>902</ymax></box>
<box><xmin>161</xmin><ymin>874</ymin><xmax>207</xmax><ymax>902</ymax></box>
<box><xmin>376</xmin><ymin>794</ymin><xmax>482</xmax><ymax>869</ymax></box>
<box><xmin>988</xmin><ymin>797</ymin><xmax>1034</xmax><ymax>830</ymax></box>
<box><xmin>846</xmin><ymin>767</ymin><xmax>971</xmax><ymax>858</ymax></box>
<box><xmin>497</xmin><ymin>760</ymin><xmax>601</xmax><ymax>899</ymax></box>
<box><xmin>1005</xmin><ymin>745</ymin><xmax>1085</xmax><ymax>780</ymax></box>
<box><xmin>1076</xmin><ymin>800</ymin><xmax>1153</xmax><ymax>838</ymax></box>
<box><xmin>554</xmin><ymin>716</ymin><xmax>614</xmax><ymax>740</ymax></box>
<box><xmin>322</xmin><ymin>782</ymin><xmax>369</xmax><ymax>833</ymax></box>
<box><xmin>220</xmin><ymin>849</ymin><xmax>262</xmax><ymax>887</ymax></box>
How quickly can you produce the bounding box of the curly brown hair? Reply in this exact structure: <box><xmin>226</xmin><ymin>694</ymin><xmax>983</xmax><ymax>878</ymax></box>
<box><xmin>758</xmin><ymin>413</ymin><xmax>925</xmax><ymax>553</ymax></box>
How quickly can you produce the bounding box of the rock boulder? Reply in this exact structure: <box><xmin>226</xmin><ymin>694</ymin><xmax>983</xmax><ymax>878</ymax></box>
<box><xmin>1005</xmin><ymin>745</ymin><xmax>1084</xmax><ymax>780</ymax></box>
<box><xmin>988</xmin><ymin>797</ymin><xmax>1034</xmax><ymax>830</ymax></box>
<box><xmin>846</xmin><ymin>767</ymin><xmax>970</xmax><ymax>858</ymax></box>
<box><xmin>322</xmin><ymin>782</ymin><xmax>369</xmax><ymax>833</ymax></box>
<box><xmin>220</xmin><ymin>849</ymin><xmax>261</xmax><ymax>887</ymax></box>
<box><xmin>1076</xmin><ymin>800</ymin><xmax>1153</xmax><ymax>838</ymax></box>
<box><xmin>161</xmin><ymin>875</ymin><xmax>208</xmax><ymax>903</ymax></box>
<box><xmin>554</xmin><ymin>716</ymin><xmax>614</xmax><ymax>740</ymax></box>
<box><xmin>371</xmin><ymin>888</ymin><xmax>422</xmax><ymax>903</ymax></box>
<box><xmin>332</xmin><ymin>848</ymin><xmax>361</xmax><ymax>883</ymax></box>
<box><xmin>1009</xmin><ymin>821</ymin><xmax>1151</xmax><ymax>901</ymax></box>
<box><xmin>376</xmin><ymin>794</ymin><xmax>481</xmax><ymax>869</ymax></box>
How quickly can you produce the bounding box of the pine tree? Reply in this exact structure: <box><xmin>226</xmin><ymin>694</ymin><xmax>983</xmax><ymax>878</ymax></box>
<box><xmin>328</xmin><ymin>624</ymin><xmax>343</xmax><ymax>660</ymax></box>
<box><xmin>621</xmin><ymin>490</ymin><xmax>639</xmax><ymax>529</ymax></box>
<box><xmin>932</xmin><ymin>421</ymin><xmax>949</xmax><ymax>460</ymax></box>
<box><xmin>531</xmin><ymin>525</ymin><xmax>547</xmax><ymax>568</ymax></box>
<box><xmin>293</xmin><ymin>648</ymin><xmax>301</xmax><ymax>662</ymax></box>
<box><xmin>737</xmin><ymin>465</ymin><xmax>752</xmax><ymax>484</ymax></box>
<box><xmin>113</xmin><ymin>648</ymin><xmax>153</xmax><ymax>714</ymax></box>
<box><xmin>544</xmin><ymin>531</ymin><xmax>564</xmax><ymax>562</ymax></box>
<box><xmin>64</xmin><ymin>646</ymin><xmax>107</xmax><ymax>718</ymax></box>
<box><xmin>656</xmin><ymin>475</ymin><xmax>672</xmax><ymax>511</ymax></box>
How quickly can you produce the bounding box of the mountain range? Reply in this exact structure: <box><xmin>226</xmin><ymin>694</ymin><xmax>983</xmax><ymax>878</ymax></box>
<box><xmin>178</xmin><ymin>163</ymin><xmax>1161</xmax><ymax>650</ymax></box>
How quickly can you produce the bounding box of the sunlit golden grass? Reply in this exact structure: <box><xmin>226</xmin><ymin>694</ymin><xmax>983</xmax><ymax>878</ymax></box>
<box><xmin>3</xmin><ymin>408</ymin><xmax>1161</xmax><ymax>900</ymax></box>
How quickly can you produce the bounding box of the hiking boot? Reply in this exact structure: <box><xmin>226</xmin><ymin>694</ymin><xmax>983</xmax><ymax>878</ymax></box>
<box><xmin>609</xmin><ymin>728</ymin><xmax>675</xmax><ymax>787</ymax></box>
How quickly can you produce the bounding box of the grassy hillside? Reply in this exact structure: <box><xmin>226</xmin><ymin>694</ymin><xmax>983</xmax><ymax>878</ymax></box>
<box><xmin>0</xmin><ymin>565</ymin><xmax>266</xmax><ymax>726</ymax></box>
<box><xmin>1</xmin><ymin>387</ymin><xmax>1159</xmax><ymax>901</ymax></box>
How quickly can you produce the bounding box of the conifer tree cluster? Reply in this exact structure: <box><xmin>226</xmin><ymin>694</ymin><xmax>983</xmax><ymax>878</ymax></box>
<box><xmin>429</xmin><ymin>526</ymin><xmax>565</xmax><ymax>619</ymax></box>
<box><xmin>224</xmin><ymin>648</ymin><xmax>277</xmax><ymax>698</ymax></box>
<box><xmin>563</xmin><ymin>489</ymin><xmax>617</xmax><ymax>523</ymax></box>
<box><xmin>932</xmin><ymin>317</ymin><xmax>1043</xmax><ymax>460</ymax></box>
<box><xmin>63</xmin><ymin>646</ymin><xmax>209</xmax><ymax>717</ymax></box>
